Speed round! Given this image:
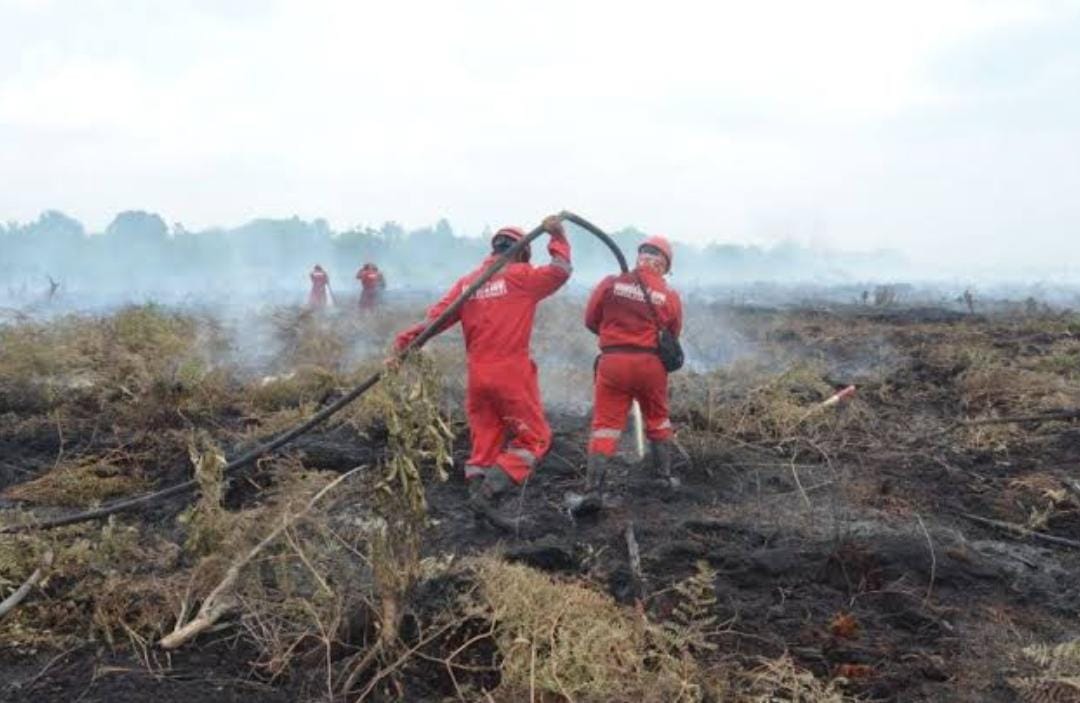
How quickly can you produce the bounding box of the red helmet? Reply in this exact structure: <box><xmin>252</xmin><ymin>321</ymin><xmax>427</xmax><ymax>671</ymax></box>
<box><xmin>638</xmin><ymin>235</ymin><xmax>673</xmax><ymax>273</ymax></box>
<box><xmin>492</xmin><ymin>226</ymin><xmax>531</xmax><ymax>263</ymax></box>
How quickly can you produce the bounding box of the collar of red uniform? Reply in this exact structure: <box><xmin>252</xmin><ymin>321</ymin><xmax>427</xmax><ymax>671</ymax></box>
<box><xmin>633</xmin><ymin>265</ymin><xmax>664</xmax><ymax>285</ymax></box>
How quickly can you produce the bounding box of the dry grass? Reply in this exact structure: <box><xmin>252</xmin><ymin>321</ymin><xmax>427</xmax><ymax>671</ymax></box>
<box><xmin>0</xmin><ymin>518</ymin><xmax>183</xmax><ymax>646</ymax></box>
<box><xmin>2</xmin><ymin>449</ymin><xmax>150</xmax><ymax>506</ymax></box>
<box><xmin>454</xmin><ymin>556</ymin><xmax>853</xmax><ymax>703</ymax></box>
<box><xmin>468</xmin><ymin>556</ymin><xmax>710</xmax><ymax>702</ymax></box>
<box><xmin>0</xmin><ymin>304</ymin><xmax>234</xmax><ymax>424</ymax></box>
<box><xmin>671</xmin><ymin>358</ymin><xmax>872</xmax><ymax>455</ymax></box>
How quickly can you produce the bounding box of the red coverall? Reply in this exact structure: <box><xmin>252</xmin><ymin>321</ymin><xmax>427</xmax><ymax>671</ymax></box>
<box><xmin>308</xmin><ymin>267</ymin><xmax>330</xmax><ymax>308</ymax></box>
<box><xmin>395</xmin><ymin>235</ymin><xmax>572</xmax><ymax>484</ymax></box>
<box><xmin>584</xmin><ymin>267</ymin><xmax>683</xmax><ymax>455</ymax></box>
<box><xmin>357</xmin><ymin>266</ymin><xmax>385</xmax><ymax>310</ymax></box>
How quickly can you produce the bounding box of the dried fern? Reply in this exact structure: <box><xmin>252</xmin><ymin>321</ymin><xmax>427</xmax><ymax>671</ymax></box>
<box><xmin>741</xmin><ymin>653</ymin><xmax>851</xmax><ymax>702</ymax></box>
<box><xmin>1009</xmin><ymin>639</ymin><xmax>1080</xmax><ymax>702</ymax></box>
<box><xmin>664</xmin><ymin>560</ymin><xmax>720</xmax><ymax>655</ymax></box>
<box><xmin>1024</xmin><ymin>640</ymin><xmax>1080</xmax><ymax>675</ymax></box>
<box><xmin>1009</xmin><ymin>676</ymin><xmax>1080</xmax><ymax>703</ymax></box>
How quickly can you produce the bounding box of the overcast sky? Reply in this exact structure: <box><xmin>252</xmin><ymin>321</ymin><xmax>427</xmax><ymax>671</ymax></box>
<box><xmin>1</xmin><ymin>0</ymin><xmax>1078</xmax><ymax>271</ymax></box>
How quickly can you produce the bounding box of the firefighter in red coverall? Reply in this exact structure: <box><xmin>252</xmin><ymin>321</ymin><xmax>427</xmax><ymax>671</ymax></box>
<box><xmin>308</xmin><ymin>265</ymin><xmax>331</xmax><ymax>309</ymax></box>
<box><xmin>393</xmin><ymin>215</ymin><xmax>571</xmax><ymax>526</ymax></box>
<box><xmin>356</xmin><ymin>263</ymin><xmax>386</xmax><ymax>311</ymax></box>
<box><xmin>573</xmin><ymin>236</ymin><xmax>682</xmax><ymax>514</ymax></box>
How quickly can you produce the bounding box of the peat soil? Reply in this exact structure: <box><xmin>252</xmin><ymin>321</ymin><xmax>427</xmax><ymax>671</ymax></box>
<box><xmin>4</xmin><ymin>306</ymin><xmax>1080</xmax><ymax>702</ymax></box>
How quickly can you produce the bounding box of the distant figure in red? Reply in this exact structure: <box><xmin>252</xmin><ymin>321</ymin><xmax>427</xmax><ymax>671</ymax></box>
<box><xmin>356</xmin><ymin>263</ymin><xmax>386</xmax><ymax>311</ymax></box>
<box><xmin>308</xmin><ymin>265</ymin><xmax>333</xmax><ymax>308</ymax></box>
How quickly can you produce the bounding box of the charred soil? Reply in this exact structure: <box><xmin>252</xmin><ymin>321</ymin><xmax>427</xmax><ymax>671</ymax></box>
<box><xmin>3</xmin><ymin>302</ymin><xmax>1080</xmax><ymax>702</ymax></box>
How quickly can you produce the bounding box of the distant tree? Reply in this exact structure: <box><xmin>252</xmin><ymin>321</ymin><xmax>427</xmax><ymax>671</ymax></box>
<box><xmin>105</xmin><ymin>210</ymin><xmax>168</xmax><ymax>242</ymax></box>
<box><xmin>379</xmin><ymin>221</ymin><xmax>406</xmax><ymax>242</ymax></box>
<box><xmin>434</xmin><ymin>218</ymin><xmax>454</xmax><ymax>240</ymax></box>
<box><xmin>36</xmin><ymin>210</ymin><xmax>85</xmax><ymax>240</ymax></box>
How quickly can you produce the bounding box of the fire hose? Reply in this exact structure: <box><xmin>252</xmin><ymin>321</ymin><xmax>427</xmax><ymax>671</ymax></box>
<box><xmin>0</xmin><ymin>211</ymin><xmax>629</xmax><ymax>534</ymax></box>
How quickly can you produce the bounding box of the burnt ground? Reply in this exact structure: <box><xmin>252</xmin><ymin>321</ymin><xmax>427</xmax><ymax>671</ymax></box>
<box><xmin>4</xmin><ymin>304</ymin><xmax>1080</xmax><ymax>701</ymax></box>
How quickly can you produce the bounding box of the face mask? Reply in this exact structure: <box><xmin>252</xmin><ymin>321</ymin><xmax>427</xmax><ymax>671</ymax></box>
<box><xmin>637</xmin><ymin>252</ymin><xmax>666</xmax><ymax>274</ymax></box>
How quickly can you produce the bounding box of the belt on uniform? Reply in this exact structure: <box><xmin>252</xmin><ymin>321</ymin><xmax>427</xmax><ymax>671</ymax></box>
<box><xmin>600</xmin><ymin>345</ymin><xmax>659</xmax><ymax>355</ymax></box>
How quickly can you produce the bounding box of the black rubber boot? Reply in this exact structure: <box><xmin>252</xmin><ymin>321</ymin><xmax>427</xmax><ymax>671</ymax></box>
<box><xmin>650</xmin><ymin>440</ymin><xmax>679</xmax><ymax>489</ymax></box>
<box><xmin>570</xmin><ymin>454</ymin><xmax>608</xmax><ymax>517</ymax></box>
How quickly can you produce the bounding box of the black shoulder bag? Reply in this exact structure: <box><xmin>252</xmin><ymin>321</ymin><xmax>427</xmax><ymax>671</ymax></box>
<box><xmin>632</xmin><ymin>272</ymin><xmax>684</xmax><ymax>372</ymax></box>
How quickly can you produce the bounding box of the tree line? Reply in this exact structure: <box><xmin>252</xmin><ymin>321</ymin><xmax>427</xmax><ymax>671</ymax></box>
<box><xmin>0</xmin><ymin>210</ymin><xmax>903</xmax><ymax>304</ymax></box>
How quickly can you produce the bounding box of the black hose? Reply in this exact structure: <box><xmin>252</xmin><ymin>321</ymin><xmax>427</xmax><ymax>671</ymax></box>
<box><xmin>0</xmin><ymin>211</ymin><xmax>628</xmax><ymax>534</ymax></box>
<box><xmin>561</xmin><ymin>211</ymin><xmax>631</xmax><ymax>274</ymax></box>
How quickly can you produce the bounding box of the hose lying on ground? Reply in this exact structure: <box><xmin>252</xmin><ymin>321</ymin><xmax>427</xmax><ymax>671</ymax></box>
<box><xmin>0</xmin><ymin>211</ymin><xmax>628</xmax><ymax>534</ymax></box>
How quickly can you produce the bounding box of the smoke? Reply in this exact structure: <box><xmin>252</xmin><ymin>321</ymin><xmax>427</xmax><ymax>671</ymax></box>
<box><xmin>0</xmin><ymin>208</ymin><xmax>942</xmax><ymax>314</ymax></box>
<box><xmin>3</xmin><ymin>209</ymin><xmax>1079</xmax><ymax>349</ymax></box>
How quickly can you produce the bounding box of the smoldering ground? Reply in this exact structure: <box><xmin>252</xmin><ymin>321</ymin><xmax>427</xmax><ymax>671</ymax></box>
<box><xmin>3</xmin><ymin>294</ymin><xmax>1080</xmax><ymax>701</ymax></box>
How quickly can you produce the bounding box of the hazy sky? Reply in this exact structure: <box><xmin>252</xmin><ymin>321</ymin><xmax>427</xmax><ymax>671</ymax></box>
<box><xmin>1</xmin><ymin>0</ymin><xmax>1078</xmax><ymax>270</ymax></box>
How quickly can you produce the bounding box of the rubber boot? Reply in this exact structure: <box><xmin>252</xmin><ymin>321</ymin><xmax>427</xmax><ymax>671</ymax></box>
<box><xmin>570</xmin><ymin>454</ymin><xmax>608</xmax><ymax>517</ymax></box>
<box><xmin>650</xmin><ymin>440</ymin><xmax>679</xmax><ymax>489</ymax></box>
<box><xmin>469</xmin><ymin>468</ymin><xmax>520</xmax><ymax>531</ymax></box>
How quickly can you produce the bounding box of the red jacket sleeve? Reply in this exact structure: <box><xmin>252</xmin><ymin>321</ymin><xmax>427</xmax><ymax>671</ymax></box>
<box><xmin>393</xmin><ymin>277</ymin><xmax>464</xmax><ymax>351</ymax></box>
<box><xmin>423</xmin><ymin>277</ymin><xmax>465</xmax><ymax>331</ymax></box>
<box><xmin>518</xmin><ymin>232</ymin><xmax>572</xmax><ymax>300</ymax></box>
<box><xmin>667</xmin><ymin>289</ymin><xmax>683</xmax><ymax>338</ymax></box>
<box><xmin>584</xmin><ymin>276</ymin><xmax>614</xmax><ymax>334</ymax></box>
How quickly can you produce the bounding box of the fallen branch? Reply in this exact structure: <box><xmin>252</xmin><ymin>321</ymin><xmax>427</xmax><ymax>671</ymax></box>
<box><xmin>159</xmin><ymin>466</ymin><xmax>363</xmax><ymax>649</ymax></box>
<box><xmin>0</xmin><ymin>550</ymin><xmax>54</xmax><ymax>620</ymax></box>
<box><xmin>959</xmin><ymin>512</ymin><xmax>1080</xmax><ymax>550</ymax></box>
<box><xmin>789</xmin><ymin>456</ymin><xmax>811</xmax><ymax>509</ymax></box>
<box><xmin>794</xmin><ymin>385</ymin><xmax>857</xmax><ymax>426</ymax></box>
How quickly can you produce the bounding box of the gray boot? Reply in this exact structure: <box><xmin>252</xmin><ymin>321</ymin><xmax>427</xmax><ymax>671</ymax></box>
<box><xmin>570</xmin><ymin>454</ymin><xmax>608</xmax><ymax>516</ymax></box>
<box><xmin>586</xmin><ymin>453</ymin><xmax>608</xmax><ymax>494</ymax></box>
<box><xmin>469</xmin><ymin>468</ymin><xmax>520</xmax><ymax>531</ymax></box>
<box><xmin>650</xmin><ymin>440</ymin><xmax>679</xmax><ymax>489</ymax></box>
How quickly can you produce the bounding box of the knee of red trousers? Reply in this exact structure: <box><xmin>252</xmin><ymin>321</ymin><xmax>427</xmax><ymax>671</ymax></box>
<box><xmin>645</xmin><ymin>417</ymin><xmax>674</xmax><ymax>442</ymax></box>
<box><xmin>588</xmin><ymin>427</ymin><xmax>621</xmax><ymax>456</ymax></box>
<box><xmin>495</xmin><ymin>449</ymin><xmax>534</xmax><ymax>484</ymax></box>
<box><xmin>496</xmin><ymin>429</ymin><xmax>552</xmax><ymax>484</ymax></box>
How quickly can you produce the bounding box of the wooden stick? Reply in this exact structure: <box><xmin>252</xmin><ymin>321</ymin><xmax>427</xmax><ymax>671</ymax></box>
<box><xmin>959</xmin><ymin>512</ymin><xmax>1080</xmax><ymax>549</ymax></box>
<box><xmin>0</xmin><ymin>550</ymin><xmax>53</xmax><ymax>620</ymax></box>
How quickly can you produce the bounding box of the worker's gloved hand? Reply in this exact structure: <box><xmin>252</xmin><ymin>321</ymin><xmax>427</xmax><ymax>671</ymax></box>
<box><xmin>393</xmin><ymin>323</ymin><xmax>425</xmax><ymax>352</ymax></box>
<box><xmin>542</xmin><ymin>214</ymin><xmax>566</xmax><ymax>240</ymax></box>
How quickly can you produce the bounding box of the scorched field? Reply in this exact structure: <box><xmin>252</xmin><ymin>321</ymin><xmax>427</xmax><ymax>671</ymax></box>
<box><xmin>2</xmin><ymin>296</ymin><xmax>1080</xmax><ymax>702</ymax></box>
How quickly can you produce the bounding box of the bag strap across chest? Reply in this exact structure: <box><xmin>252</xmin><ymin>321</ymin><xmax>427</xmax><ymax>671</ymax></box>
<box><xmin>631</xmin><ymin>271</ymin><xmax>665</xmax><ymax>332</ymax></box>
